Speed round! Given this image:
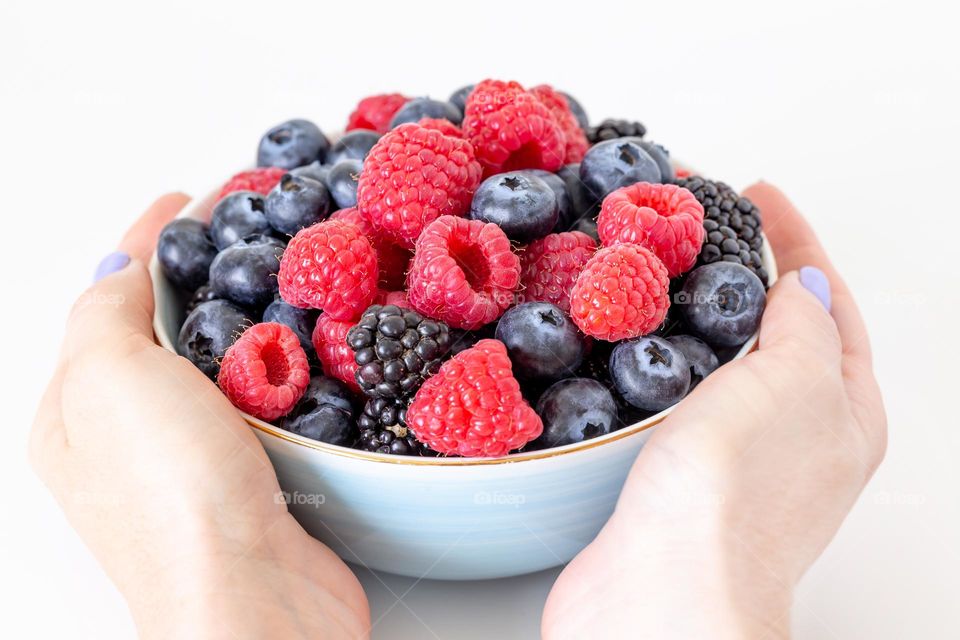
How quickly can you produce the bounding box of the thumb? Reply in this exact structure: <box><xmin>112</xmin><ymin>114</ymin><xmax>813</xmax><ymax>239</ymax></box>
<box><xmin>757</xmin><ymin>269</ymin><xmax>842</xmax><ymax>369</ymax></box>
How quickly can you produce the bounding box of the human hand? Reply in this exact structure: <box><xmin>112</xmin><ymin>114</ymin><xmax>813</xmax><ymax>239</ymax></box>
<box><xmin>542</xmin><ymin>182</ymin><xmax>887</xmax><ymax>639</ymax></box>
<box><xmin>29</xmin><ymin>194</ymin><xmax>369</xmax><ymax>639</ymax></box>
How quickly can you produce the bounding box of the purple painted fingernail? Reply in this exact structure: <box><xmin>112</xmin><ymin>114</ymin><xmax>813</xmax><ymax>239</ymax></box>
<box><xmin>799</xmin><ymin>266</ymin><xmax>831</xmax><ymax>311</ymax></box>
<box><xmin>94</xmin><ymin>251</ymin><xmax>131</xmax><ymax>282</ymax></box>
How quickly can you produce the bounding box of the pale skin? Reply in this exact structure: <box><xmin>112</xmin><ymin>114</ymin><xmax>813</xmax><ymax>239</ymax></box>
<box><xmin>30</xmin><ymin>182</ymin><xmax>885</xmax><ymax>639</ymax></box>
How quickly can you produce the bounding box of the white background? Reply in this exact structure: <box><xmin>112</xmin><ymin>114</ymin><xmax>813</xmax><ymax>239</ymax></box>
<box><xmin>2</xmin><ymin>0</ymin><xmax>958</xmax><ymax>637</ymax></box>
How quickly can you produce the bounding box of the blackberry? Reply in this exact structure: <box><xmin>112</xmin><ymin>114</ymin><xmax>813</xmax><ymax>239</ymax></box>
<box><xmin>357</xmin><ymin>397</ymin><xmax>434</xmax><ymax>456</ymax></box>
<box><xmin>346</xmin><ymin>305</ymin><xmax>452</xmax><ymax>398</ymax></box>
<box><xmin>587</xmin><ymin>118</ymin><xmax>647</xmax><ymax>144</ymax></box>
<box><xmin>676</xmin><ymin>176</ymin><xmax>768</xmax><ymax>285</ymax></box>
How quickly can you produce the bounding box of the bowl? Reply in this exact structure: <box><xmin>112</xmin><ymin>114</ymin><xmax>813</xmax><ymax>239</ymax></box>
<box><xmin>150</xmin><ymin>184</ymin><xmax>778</xmax><ymax>580</ymax></box>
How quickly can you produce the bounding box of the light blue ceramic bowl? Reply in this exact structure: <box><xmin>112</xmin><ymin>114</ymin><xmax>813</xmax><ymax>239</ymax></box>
<box><xmin>151</xmin><ymin>186</ymin><xmax>777</xmax><ymax>580</ymax></box>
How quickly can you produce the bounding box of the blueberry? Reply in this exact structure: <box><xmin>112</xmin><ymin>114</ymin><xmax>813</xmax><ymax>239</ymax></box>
<box><xmin>283</xmin><ymin>404</ymin><xmax>354</xmax><ymax>445</ymax></box>
<box><xmin>177</xmin><ymin>299</ymin><xmax>253</xmax><ymax>379</ymax></box>
<box><xmin>389</xmin><ymin>97</ymin><xmax>463</xmax><ymax>128</ymax></box>
<box><xmin>448</xmin><ymin>84</ymin><xmax>475</xmax><ymax>113</ymax></box>
<box><xmin>262</xmin><ymin>299</ymin><xmax>320</xmax><ymax>360</ymax></box>
<box><xmin>610</xmin><ymin>335</ymin><xmax>691</xmax><ymax>412</ymax></box>
<box><xmin>264</xmin><ymin>174</ymin><xmax>331</xmax><ymax>236</ymax></box>
<box><xmin>469</xmin><ymin>172</ymin><xmax>558</xmax><ymax>242</ymax></box>
<box><xmin>571</xmin><ymin>216</ymin><xmax>599</xmax><ymax>242</ymax></box>
<box><xmin>290</xmin><ymin>160</ymin><xmax>329</xmax><ymax>183</ymax></box>
<box><xmin>157</xmin><ymin>218</ymin><xmax>217</xmax><ymax>291</ymax></box>
<box><xmin>555</xmin><ymin>163</ymin><xmax>598</xmax><ymax>230</ymax></box>
<box><xmin>680</xmin><ymin>262</ymin><xmax>767</xmax><ymax>347</ymax></box>
<box><xmin>531</xmin><ymin>378</ymin><xmax>618</xmax><ymax>449</ymax></box>
<box><xmin>325</xmin><ymin>159</ymin><xmax>362</xmax><ymax>209</ymax></box>
<box><xmin>520</xmin><ymin>170</ymin><xmax>571</xmax><ymax>233</ymax></box>
<box><xmin>561</xmin><ymin>91</ymin><xmax>589</xmax><ymax>130</ymax></box>
<box><xmin>208</xmin><ymin>234</ymin><xmax>284</xmax><ymax>308</ymax></box>
<box><xmin>667</xmin><ymin>335</ymin><xmax>719</xmax><ymax>389</ymax></box>
<box><xmin>257</xmin><ymin>118</ymin><xmax>330</xmax><ymax>169</ymax></box>
<box><xmin>495</xmin><ymin>302</ymin><xmax>588</xmax><ymax>380</ymax></box>
<box><xmin>209</xmin><ymin>191</ymin><xmax>271</xmax><ymax>250</ymax></box>
<box><xmin>185</xmin><ymin>283</ymin><xmax>219</xmax><ymax>316</ymax></box>
<box><xmin>325</xmin><ymin>129</ymin><xmax>380</xmax><ymax>165</ymax></box>
<box><xmin>288</xmin><ymin>375</ymin><xmax>358</xmax><ymax>418</ymax></box>
<box><xmin>638</xmin><ymin>140</ymin><xmax>675</xmax><ymax>183</ymax></box>
<box><xmin>580</xmin><ymin>137</ymin><xmax>662</xmax><ymax>200</ymax></box>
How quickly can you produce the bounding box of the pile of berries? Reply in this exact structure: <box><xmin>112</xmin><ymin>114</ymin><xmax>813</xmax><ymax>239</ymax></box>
<box><xmin>158</xmin><ymin>80</ymin><xmax>769</xmax><ymax>458</ymax></box>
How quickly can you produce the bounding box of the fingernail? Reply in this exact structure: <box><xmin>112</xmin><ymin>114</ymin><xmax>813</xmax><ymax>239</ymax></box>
<box><xmin>94</xmin><ymin>251</ymin><xmax>131</xmax><ymax>282</ymax></box>
<box><xmin>799</xmin><ymin>266</ymin><xmax>831</xmax><ymax>311</ymax></box>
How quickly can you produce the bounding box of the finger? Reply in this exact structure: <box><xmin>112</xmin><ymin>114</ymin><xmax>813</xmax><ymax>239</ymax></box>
<box><xmin>28</xmin><ymin>362</ymin><xmax>69</xmax><ymax>478</ymax></box>
<box><xmin>118</xmin><ymin>192</ymin><xmax>191</xmax><ymax>263</ymax></box>
<box><xmin>742</xmin><ymin>182</ymin><xmax>872</xmax><ymax>365</ymax></box>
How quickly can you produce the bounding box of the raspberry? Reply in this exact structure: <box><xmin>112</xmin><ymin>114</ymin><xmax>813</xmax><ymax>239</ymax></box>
<box><xmin>217</xmin><ymin>322</ymin><xmax>311</xmax><ymax>421</ymax></box>
<box><xmin>417</xmin><ymin>117</ymin><xmax>462</xmax><ymax>137</ymax></box>
<box><xmin>530</xmin><ymin>84</ymin><xmax>589</xmax><ymax>164</ymax></box>
<box><xmin>406</xmin><ymin>215</ymin><xmax>521</xmax><ymax>330</ymax></box>
<box><xmin>346</xmin><ymin>93</ymin><xmax>409</xmax><ymax>134</ymax></box>
<box><xmin>278</xmin><ymin>219</ymin><xmax>379</xmax><ymax>320</ymax></box>
<box><xmin>217</xmin><ymin>167</ymin><xmax>286</xmax><ymax>201</ymax></box>
<box><xmin>597</xmin><ymin>182</ymin><xmax>705</xmax><ymax>277</ymax></box>
<box><xmin>375</xmin><ymin>289</ymin><xmax>411</xmax><ymax>308</ymax></box>
<box><xmin>356</xmin><ymin>123</ymin><xmax>482</xmax><ymax>248</ymax></box>
<box><xmin>569</xmin><ymin>244</ymin><xmax>670</xmax><ymax>341</ymax></box>
<box><xmin>312</xmin><ymin>313</ymin><xmax>361</xmax><ymax>393</ymax></box>
<box><xmin>330</xmin><ymin>207</ymin><xmax>411</xmax><ymax>290</ymax></box>
<box><xmin>519</xmin><ymin>231</ymin><xmax>597</xmax><ymax>312</ymax></box>
<box><xmin>462</xmin><ymin>79</ymin><xmax>566</xmax><ymax>176</ymax></box>
<box><xmin>406</xmin><ymin>339</ymin><xmax>543</xmax><ymax>457</ymax></box>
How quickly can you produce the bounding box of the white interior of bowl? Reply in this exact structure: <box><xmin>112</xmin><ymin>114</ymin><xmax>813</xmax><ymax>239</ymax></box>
<box><xmin>150</xmin><ymin>179</ymin><xmax>778</xmax><ymax>466</ymax></box>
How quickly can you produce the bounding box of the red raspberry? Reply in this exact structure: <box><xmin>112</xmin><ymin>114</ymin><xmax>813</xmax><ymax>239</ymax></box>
<box><xmin>530</xmin><ymin>84</ymin><xmax>589</xmax><ymax>164</ymax></box>
<box><xmin>406</xmin><ymin>215</ymin><xmax>520</xmax><ymax>330</ymax></box>
<box><xmin>217</xmin><ymin>167</ymin><xmax>286</xmax><ymax>200</ymax></box>
<box><xmin>278</xmin><ymin>220</ymin><xmax>378</xmax><ymax>320</ymax></box>
<box><xmin>311</xmin><ymin>313</ymin><xmax>361</xmax><ymax>393</ymax></box>
<box><xmin>346</xmin><ymin>93</ymin><xmax>409</xmax><ymax>134</ymax></box>
<box><xmin>462</xmin><ymin>79</ymin><xmax>567</xmax><ymax>176</ymax></box>
<box><xmin>597</xmin><ymin>182</ymin><xmax>705</xmax><ymax>277</ymax></box>
<box><xmin>217</xmin><ymin>322</ymin><xmax>310</xmax><ymax>421</ymax></box>
<box><xmin>569</xmin><ymin>244</ymin><xmax>670</xmax><ymax>341</ymax></box>
<box><xmin>674</xmin><ymin>166</ymin><xmax>692</xmax><ymax>179</ymax></box>
<box><xmin>417</xmin><ymin>117</ymin><xmax>462</xmax><ymax>137</ymax></box>
<box><xmin>375</xmin><ymin>289</ymin><xmax>411</xmax><ymax>308</ymax></box>
<box><xmin>519</xmin><ymin>231</ymin><xmax>597</xmax><ymax>312</ymax></box>
<box><xmin>357</xmin><ymin>123</ymin><xmax>482</xmax><ymax>248</ymax></box>
<box><xmin>330</xmin><ymin>207</ymin><xmax>411</xmax><ymax>290</ymax></box>
<box><xmin>406</xmin><ymin>339</ymin><xmax>542</xmax><ymax>457</ymax></box>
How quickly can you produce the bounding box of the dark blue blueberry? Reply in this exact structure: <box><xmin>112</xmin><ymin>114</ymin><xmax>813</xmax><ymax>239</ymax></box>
<box><xmin>157</xmin><ymin>218</ymin><xmax>217</xmax><ymax>291</ymax></box>
<box><xmin>288</xmin><ymin>374</ymin><xmax>358</xmax><ymax>418</ymax></box>
<box><xmin>177</xmin><ymin>299</ymin><xmax>253</xmax><ymax>379</ymax></box>
<box><xmin>283</xmin><ymin>404</ymin><xmax>354</xmax><ymax>445</ymax></box>
<box><xmin>290</xmin><ymin>160</ymin><xmax>329</xmax><ymax>183</ymax></box>
<box><xmin>610</xmin><ymin>335</ymin><xmax>691</xmax><ymax>412</ymax></box>
<box><xmin>667</xmin><ymin>335</ymin><xmax>719</xmax><ymax>389</ymax></box>
<box><xmin>185</xmin><ymin>283</ymin><xmax>219</xmax><ymax>316</ymax></box>
<box><xmin>679</xmin><ymin>262</ymin><xmax>767</xmax><ymax>347</ymax></box>
<box><xmin>495</xmin><ymin>302</ymin><xmax>588</xmax><ymax>380</ymax></box>
<box><xmin>520</xmin><ymin>170</ymin><xmax>571</xmax><ymax>233</ymax></box>
<box><xmin>389</xmin><ymin>97</ymin><xmax>463</xmax><ymax>128</ymax></box>
<box><xmin>571</xmin><ymin>216</ymin><xmax>598</xmax><ymax>242</ymax></box>
<box><xmin>561</xmin><ymin>91</ymin><xmax>589</xmax><ymax>130</ymax></box>
<box><xmin>264</xmin><ymin>174</ymin><xmax>331</xmax><ymax>236</ymax></box>
<box><xmin>469</xmin><ymin>172</ymin><xmax>558</xmax><ymax>242</ymax></box>
<box><xmin>208</xmin><ymin>234</ymin><xmax>284</xmax><ymax>308</ymax></box>
<box><xmin>448</xmin><ymin>84</ymin><xmax>475</xmax><ymax>113</ymax></box>
<box><xmin>556</xmin><ymin>163</ymin><xmax>599</xmax><ymax>228</ymax></box>
<box><xmin>638</xmin><ymin>140</ymin><xmax>675</xmax><ymax>183</ymax></box>
<box><xmin>257</xmin><ymin>118</ymin><xmax>330</xmax><ymax>169</ymax></box>
<box><xmin>209</xmin><ymin>191</ymin><xmax>271</xmax><ymax>250</ymax></box>
<box><xmin>531</xmin><ymin>378</ymin><xmax>618</xmax><ymax>449</ymax></box>
<box><xmin>262</xmin><ymin>299</ymin><xmax>320</xmax><ymax>361</ymax></box>
<box><xmin>325</xmin><ymin>159</ymin><xmax>362</xmax><ymax>209</ymax></box>
<box><xmin>325</xmin><ymin>129</ymin><xmax>380</xmax><ymax>165</ymax></box>
<box><xmin>579</xmin><ymin>137</ymin><xmax>662</xmax><ymax>200</ymax></box>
